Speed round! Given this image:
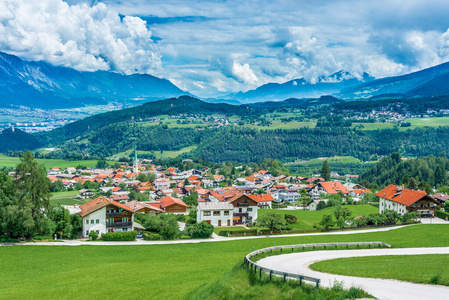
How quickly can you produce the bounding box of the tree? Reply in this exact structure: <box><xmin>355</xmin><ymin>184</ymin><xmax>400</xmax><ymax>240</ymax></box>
<box><xmin>321</xmin><ymin>160</ymin><xmax>331</xmax><ymax>181</ymax></box>
<box><xmin>257</xmin><ymin>212</ymin><xmax>286</xmax><ymax>231</ymax></box>
<box><xmin>136</xmin><ymin>173</ymin><xmax>148</xmax><ymax>182</ymax></box>
<box><xmin>444</xmin><ymin>201</ymin><xmax>449</xmax><ymax>212</ymax></box>
<box><xmin>74</xmin><ymin>181</ymin><xmax>83</xmax><ymax>190</ymax></box>
<box><xmin>159</xmin><ymin>214</ymin><xmax>180</xmax><ymax>240</ymax></box>
<box><xmin>186</xmin><ymin>209</ymin><xmax>197</xmax><ymax>224</ymax></box>
<box><xmin>284</xmin><ymin>214</ymin><xmax>297</xmax><ymax>224</ymax></box>
<box><xmin>185</xmin><ymin>221</ymin><xmax>214</xmax><ymax>238</ymax></box>
<box><xmin>52</xmin><ymin>180</ymin><xmax>65</xmax><ymax>192</ymax></box>
<box><xmin>14</xmin><ymin>151</ymin><xmax>53</xmax><ymax>238</ymax></box>
<box><xmin>318</xmin><ymin>214</ymin><xmax>335</xmax><ymax>231</ymax></box>
<box><xmin>384</xmin><ymin>210</ymin><xmax>400</xmax><ymax>224</ymax></box>
<box><xmin>147</xmin><ymin>173</ymin><xmax>156</xmax><ymax>183</ymax></box>
<box><xmin>89</xmin><ymin>231</ymin><xmax>98</xmax><ymax>240</ymax></box>
<box><xmin>96</xmin><ymin>160</ymin><xmax>108</xmax><ymax>169</ymax></box>
<box><xmin>171</xmin><ymin>191</ymin><xmax>178</xmax><ymax>198</ymax></box>
<box><xmin>316</xmin><ymin>201</ymin><xmax>327</xmax><ymax>210</ymax></box>
<box><xmin>401</xmin><ymin>212</ymin><xmax>418</xmax><ymax>224</ymax></box>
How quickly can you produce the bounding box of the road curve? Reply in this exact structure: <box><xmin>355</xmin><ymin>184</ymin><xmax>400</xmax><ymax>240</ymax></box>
<box><xmin>257</xmin><ymin>247</ymin><xmax>449</xmax><ymax>300</ymax></box>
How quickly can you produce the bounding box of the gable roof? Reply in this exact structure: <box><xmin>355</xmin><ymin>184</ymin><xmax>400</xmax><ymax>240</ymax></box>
<box><xmin>124</xmin><ymin>200</ymin><xmax>164</xmax><ymax>213</ymax></box>
<box><xmin>318</xmin><ymin>182</ymin><xmax>349</xmax><ymax>194</ymax></box>
<box><xmin>197</xmin><ymin>202</ymin><xmax>234</xmax><ymax>210</ymax></box>
<box><xmin>248</xmin><ymin>194</ymin><xmax>275</xmax><ymax>202</ymax></box>
<box><xmin>78</xmin><ymin>196</ymin><xmax>135</xmax><ymax>217</ymax></box>
<box><xmin>375</xmin><ymin>184</ymin><xmax>432</xmax><ymax>206</ymax></box>
<box><xmin>227</xmin><ymin>193</ymin><xmax>259</xmax><ymax>205</ymax></box>
<box><xmin>158</xmin><ymin>196</ymin><xmax>188</xmax><ymax>208</ymax></box>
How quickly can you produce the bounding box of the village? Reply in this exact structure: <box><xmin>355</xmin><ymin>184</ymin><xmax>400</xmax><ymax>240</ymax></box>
<box><xmin>29</xmin><ymin>154</ymin><xmax>446</xmax><ymax>241</ymax></box>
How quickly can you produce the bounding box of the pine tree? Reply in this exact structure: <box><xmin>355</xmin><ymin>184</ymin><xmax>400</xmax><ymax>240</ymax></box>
<box><xmin>321</xmin><ymin>160</ymin><xmax>331</xmax><ymax>181</ymax></box>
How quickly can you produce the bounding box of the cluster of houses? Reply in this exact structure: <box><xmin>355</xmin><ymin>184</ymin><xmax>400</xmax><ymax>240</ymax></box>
<box><xmin>41</xmin><ymin>161</ymin><xmax>448</xmax><ymax>239</ymax></box>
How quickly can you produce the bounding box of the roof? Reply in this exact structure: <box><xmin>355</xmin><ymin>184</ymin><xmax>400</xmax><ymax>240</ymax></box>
<box><xmin>158</xmin><ymin>196</ymin><xmax>188</xmax><ymax>208</ymax></box>
<box><xmin>353</xmin><ymin>189</ymin><xmax>372</xmax><ymax>195</ymax></box>
<box><xmin>318</xmin><ymin>182</ymin><xmax>349</xmax><ymax>194</ymax></box>
<box><xmin>248</xmin><ymin>194</ymin><xmax>275</xmax><ymax>202</ymax></box>
<box><xmin>78</xmin><ymin>196</ymin><xmax>135</xmax><ymax>217</ymax></box>
<box><xmin>197</xmin><ymin>202</ymin><xmax>234</xmax><ymax>210</ymax></box>
<box><xmin>125</xmin><ymin>200</ymin><xmax>164</xmax><ymax>213</ymax></box>
<box><xmin>110</xmin><ymin>194</ymin><xmax>130</xmax><ymax>201</ymax></box>
<box><xmin>375</xmin><ymin>185</ymin><xmax>430</xmax><ymax>206</ymax></box>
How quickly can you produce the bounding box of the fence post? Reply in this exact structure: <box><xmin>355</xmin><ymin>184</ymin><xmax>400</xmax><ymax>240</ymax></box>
<box><xmin>259</xmin><ymin>267</ymin><xmax>262</xmax><ymax>278</ymax></box>
<box><xmin>283</xmin><ymin>273</ymin><xmax>286</xmax><ymax>282</ymax></box>
<box><xmin>252</xmin><ymin>246</ymin><xmax>254</xmax><ymax>252</ymax></box>
<box><xmin>315</xmin><ymin>279</ymin><xmax>319</xmax><ymax>288</ymax></box>
<box><xmin>269</xmin><ymin>270</ymin><xmax>272</xmax><ymax>281</ymax></box>
<box><xmin>299</xmin><ymin>275</ymin><xmax>302</xmax><ymax>286</ymax></box>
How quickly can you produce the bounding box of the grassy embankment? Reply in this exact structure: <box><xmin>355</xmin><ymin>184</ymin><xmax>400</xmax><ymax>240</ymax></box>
<box><xmin>50</xmin><ymin>190</ymin><xmax>87</xmax><ymax>206</ymax></box>
<box><xmin>311</xmin><ymin>254</ymin><xmax>449</xmax><ymax>286</ymax></box>
<box><xmin>1</xmin><ymin>224</ymin><xmax>448</xmax><ymax>299</ymax></box>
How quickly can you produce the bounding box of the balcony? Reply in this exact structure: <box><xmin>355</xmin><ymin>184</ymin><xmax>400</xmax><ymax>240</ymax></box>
<box><xmin>106</xmin><ymin>221</ymin><xmax>132</xmax><ymax>227</ymax></box>
<box><xmin>237</xmin><ymin>203</ymin><xmax>249</xmax><ymax>207</ymax></box>
<box><xmin>106</xmin><ymin>212</ymin><xmax>127</xmax><ymax>217</ymax></box>
<box><xmin>234</xmin><ymin>212</ymin><xmax>248</xmax><ymax>218</ymax></box>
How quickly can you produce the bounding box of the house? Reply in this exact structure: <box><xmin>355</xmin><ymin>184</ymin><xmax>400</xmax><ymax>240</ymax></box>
<box><xmin>110</xmin><ymin>194</ymin><xmax>130</xmax><ymax>202</ymax></box>
<box><xmin>66</xmin><ymin>167</ymin><xmax>77</xmax><ymax>174</ymax></box>
<box><xmin>376</xmin><ymin>185</ymin><xmax>441</xmax><ymax>217</ymax></box>
<box><xmin>111</xmin><ymin>187</ymin><xmax>129</xmax><ymax>196</ymax></box>
<box><xmin>308</xmin><ymin>182</ymin><xmax>349</xmax><ymax>199</ymax></box>
<box><xmin>78</xmin><ymin>189</ymin><xmax>94</xmax><ymax>199</ymax></box>
<box><xmin>430</xmin><ymin>193</ymin><xmax>449</xmax><ymax>205</ymax></box>
<box><xmin>308</xmin><ymin>199</ymin><xmax>328</xmax><ymax>211</ymax></box>
<box><xmin>149</xmin><ymin>196</ymin><xmax>188</xmax><ymax>214</ymax></box>
<box><xmin>213</xmin><ymin>175</ymin><xmax>225</xmax><ymax>182</ymax></box>
<box><xmin>227</xmin><ymin>193</ymin><xmax>259</xmax><ymax>224</ymax></box>
<box><xmin>124</xmin><ymin>200</ymin><xmax>164</xmax><ymax>214</ymax></box>
<box><xmin>154</xmin><ymin>178</ymin><xmax>170</xmax><ymax>190</ymax></box>
<box><xmin>47</xmin><ymin>167</ymin><xmax>62</xmax><ymax>175</ymax></box>
<box><xmin>248</xmin><ymin>194</ymin><xmax>274</xmax><ymax>209</ymax></box>
<box><xmin>197</xmin><ymin>202</ymin><xmax>234</xmax><ymax>227</ymax></box>
<box><xmin>278</xmin><ymin>192</ymin><xmax>300</xmax><ymax>202</ymax></box>
<box><xmin>78</xmin><ymin>196</ymin><xmax>136</xmax><ymax>238</ymax></box>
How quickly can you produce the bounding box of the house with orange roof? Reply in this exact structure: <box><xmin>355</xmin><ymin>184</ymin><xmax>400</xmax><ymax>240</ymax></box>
<box><xmin>248</xmin><ymin>194</ymin><xmax>274</xmax><ymax>209</ymax></box>
<box><xmin>227</xmin><ymin>193</ymin><xmax>259</xmax><ymax>224</ymax></box>
<box><xmin>150</xmin><ymin>196</ymin><xmax>188</xmax><ymax>214</ymax></box>
<box><xmin>376</xmin><ymin>185</ymin><xmax>441</xmax><ymax>217</ymax></box>
<box><xmin>78</xmin><ymin>196</ymin><xmax>136</xmax><ymax>238</ymax></box>
<box><xmin>154</xmin><ymin>178</ymin><xmax>170</xmax><ymax>190</ymax></box>
<box><xmin>309</xmin><ymin>181</ymin><xmax>349</xmax><ymax>199</ymax></box>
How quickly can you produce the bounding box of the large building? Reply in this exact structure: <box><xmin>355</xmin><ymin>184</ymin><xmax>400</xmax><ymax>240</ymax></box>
<box><xmin>78</xmin><ymin>196</ymin><xmax>136</xmax><ymax>238</ymax></box>
<box><xmin>376</xmin><ymin>185</ymin><xmax>441</xmax><ymax>217</ymax></box>
<box><xmin>227</xmin><ymin>193</ymin><xmax>259</xmax><ymax>224</ymax></box>
<box><xmin>197</xmin><ymin>202</ymin><xmax>234</xmax><ymax>227</ymax></box>
<box><xmin>308</xmin><ymin>181</ymin><xmax>349</xmax><ymax>199</ymax></box>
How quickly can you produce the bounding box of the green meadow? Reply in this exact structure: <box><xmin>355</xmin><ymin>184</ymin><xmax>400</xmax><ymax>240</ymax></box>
<box><xmin>1</xmin><ymin>224</ymin><xmax>448</xmax><ymax>299</ymax></box>
<box><xmin>50</xmin><ymin>190</ymin><xmax>86</xmax><ymax>206</ymax></box>
<box><xmin>311</xmin><ymin>254</ymin><xmax>449</xmax><ymax>286</ymax></box>
<box><xmin>0</xmin><ymin>154</ymin><xmax>98</xmax><ymax>169</ymax></box>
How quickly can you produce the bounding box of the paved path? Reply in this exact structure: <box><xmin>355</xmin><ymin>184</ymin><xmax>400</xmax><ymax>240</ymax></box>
<box><xmin>257</xmin><ymin>247</ymin><xmax>449</xmax><ymax>300</ymax></box>
<box><xmin>0</xmin><ymin>224</ymin><xmax>417</xmax><ymax>246</ymax></box>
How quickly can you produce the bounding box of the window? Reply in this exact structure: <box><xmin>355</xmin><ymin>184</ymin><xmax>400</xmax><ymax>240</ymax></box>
<box><xmin>86</xmin><ymin>230</ymin><xmax>89</xmax><ymax>236</ymax></box>
<box><xmin>108</xmin><ymin>229</ymin><xmax>112</xmax><ymax>233</ymax></box>
<box><xmin>248</xmin><ymin>208</ymin><xmax>252</xmax><ymax>212</ymax></box>
<box><xmin>96</xmin><ymin>219</ymin><xmax>99</xmax><ymax>224</ymax></box>
<box><xmin>108</xmin><ymin>218</ymin><xmax>114</xmax><ymax>223</ymax></box>
<box><xmin>224</xmin><ymin>211</ymin><xmax>230</xmax><ymax>216</ymax></box>
<box><xmin>86</xmin><ymin>220</ymin><xmax>89</xmax><ymax>224</ymax></box>
<box><xmin>123</xmin><ymin>228</ymin><xmax>128</xmax><ymax>232</ymax></box>
<box><xmin>90</xmin><ymin>219</ymin><xmax>94</xmax><ymax>224</ymax></box>
<box><xmin>213</xmin><ymin>211</ymin><xmax>220</xmax><ymax>216</ymax></box>
<box><xmin>123</xmin><ymin>217</ymin><xmax>128</xmax><ymax>222</ymax></box>
<box><xmin>95</xmin><ymin>230</ymin><xmax>99</xmax><ymax>234</ymax></box>
<box><xmin>203</xmin><ymin>211</ymin><xmax>211</xmax><ymax>216</ymax></box>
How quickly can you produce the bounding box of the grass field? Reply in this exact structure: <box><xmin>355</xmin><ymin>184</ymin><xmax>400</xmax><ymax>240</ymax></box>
<box><xmin>406</xmin><ymin>117</ymin><xmax>449</xmax><ymax>127</ymax></box>
<box><xmin>258</xmin><ymin>205</ymin><xmax>378</xmax><ymax>230</ymax></box>
<box><xmin>1</xmin><ymin>224</ymin><xmax>448</xmax><ymax>299</ymax></box>
<box><xmin>310</xmin><ymin>254</ymin><xmax>449</xmax><ymax>286</ymax></box>
<box><xmin>0</xmin><ymin>154</ymin><xmax>99</xmax><ymax>169</ymax></box>
<box><xmin>243</xmin><ymin>120</ymin><xmax>316</xmax><ymax>130</ymax></box>
<box><xmin>50</xmin><ymin>190</ymin><xmax>86</xmax><ymax>206</ymax></box>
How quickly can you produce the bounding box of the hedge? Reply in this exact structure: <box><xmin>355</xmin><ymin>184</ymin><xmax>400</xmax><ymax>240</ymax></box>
<box><xmin>218</xmin><ymin>229</ymin><xmax>258</xmax><ymax>236</ymax></box>
<box><xmin>102</xmin><ymin>231</ymin><xmax>137</xmax><ymax>241</ymax></box>
<box><xmin>143</xmin><ymin>232</ymin><xmax>161</xmax><ymax>241</ymax></box>
<box><xmin>436</xmin><ymin>210</ymin><xmax>449</xmax><ymax>220</ymax></box>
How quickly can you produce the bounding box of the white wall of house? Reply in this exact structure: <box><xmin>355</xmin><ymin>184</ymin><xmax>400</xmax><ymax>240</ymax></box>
<box><xmin>379</xmin><ymin>198</ymin><xmax>408</xmax><ymax>215</ymax></box>
<box><xmin>278</xmin><ymin>193</ymin><xmax>300</xmax><ymax>202</ymax></box>
<box><xmin>233</xmin><ymin>205</ymin><xmax>258</xmax><ymax>222</ymax></box>
<box><xmin>197</xmin><ymin>209</ymin><xmax>233</xmax><ymax>227</ymax></box>
<box><xmin>82</xmin><ymin>207</ymin><xmax>106</xmax><ymax>237</ymax></box>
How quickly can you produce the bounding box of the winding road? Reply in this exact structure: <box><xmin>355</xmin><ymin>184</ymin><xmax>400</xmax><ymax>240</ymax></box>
<box><xmin>257</xmin><ymin>247</ymin><xmax>449</xmax><ymax>300</ymax></box>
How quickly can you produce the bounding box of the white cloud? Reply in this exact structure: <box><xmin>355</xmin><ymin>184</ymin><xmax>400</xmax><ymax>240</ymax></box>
<box><xmin>0</xmin><ymin>0</ymin><xmax>161</xmax><ymax>75</ymax></box>
<box><xmin>231</xmin><ymin>60</ymin><xmax>258</xmax><ymax>86</ymax></box>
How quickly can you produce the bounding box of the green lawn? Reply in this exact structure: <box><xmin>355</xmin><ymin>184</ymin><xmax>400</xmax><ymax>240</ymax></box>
<box><xmin>1</xmin><ymin>224</ymin><xmax>449</xmax><ymax>299</ymax></box>
<box><xmin>0</xmin><ymin>224</ymin><xmax>448</xmax><ymax>299</ymax></box>
<box><xmin>406</xmin><ymin>117</ymin><xmax>449</xmax><ymax>127</ymax></box>
<box><xmin>50</xmin><ymin>190</ymin><xmax>86</xmax><ymax>206</ymax></box>
<box><xmin>0</xmin><ymin>154</ymin><xmax>98</xmax><ymax>169</ymax></box>
<box><xmin>311</xmin><ymin>254</ymin><xmax>449</xmax><ymax>286</ymax></box>
<box><xmin>258</xmin><ymin>205</ymin><xmax>379</xmax><ymax>230</ymax></box>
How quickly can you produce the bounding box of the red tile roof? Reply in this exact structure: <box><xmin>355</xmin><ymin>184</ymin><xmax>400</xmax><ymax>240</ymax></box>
<box><xmin>158</xmin><ymin>196</ymin><xmax>188</xmax><ymax>208</ymax></box>
<box><xmin>319</xmin><ymin>182</ymin><xmax>349</xmax><ymax>194</ymax></box>
<box><xmin>125</xmin><ymin>200</ymin><xmax>164</xmax><ymax>213</ymax></box>
<box><xmin>375</xmin><ymin>185</ymin><xmax>429</xmax><ymax>206</ymax></box>
<box><xmin>78</xmin><ymin>196</ymin><xmax>134</xmax><ymax>217</ymax></box>
<box><xmin>248</xmin><ymin>194</ymin><xmax>274</xmax><ymax>202</ymax></box>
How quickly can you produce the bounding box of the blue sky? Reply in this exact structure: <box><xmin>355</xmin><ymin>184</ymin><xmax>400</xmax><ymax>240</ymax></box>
<box><xmin>1</xmin><ymin>0</ymin><xmax>449</xmax><ymax>97</ymax></box>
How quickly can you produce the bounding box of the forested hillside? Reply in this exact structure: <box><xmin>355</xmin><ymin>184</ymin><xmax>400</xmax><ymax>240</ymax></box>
<box><xmin>360</xmin><ymin>152</ymin><xmax>449</xmax><ymax>189</ymax></box>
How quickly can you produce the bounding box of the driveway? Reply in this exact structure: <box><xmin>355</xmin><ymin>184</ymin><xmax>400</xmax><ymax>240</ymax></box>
<box><xmin>257</xmin><ymin>247</ymin><xmax>449</xmax><ymax>300</ymax></box>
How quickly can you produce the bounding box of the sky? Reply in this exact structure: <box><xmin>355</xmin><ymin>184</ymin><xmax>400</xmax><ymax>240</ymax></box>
<box><xmin>1</xmin><ymin>0</ymin><xmax>449</xmax><ymax>98</ymax></box>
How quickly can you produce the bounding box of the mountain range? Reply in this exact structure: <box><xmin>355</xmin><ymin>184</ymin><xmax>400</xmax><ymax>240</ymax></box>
<box><xmin>0</xmin><ymin>51</ymin><xmax>189</xmax><ymax>109</ymax></box>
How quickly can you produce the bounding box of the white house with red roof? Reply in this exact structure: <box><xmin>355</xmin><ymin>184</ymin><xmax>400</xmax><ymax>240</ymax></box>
<box><xmin>376</xmin><ymin>185</ymin><xmax>441</xmax><ymax>217</ymax></box>
<box><xmin>227</xmin><ymin>193</ymin><xmax>259</xmax><ymax>224</ymax></box>
<box><xmin>197</xmin><ymin>202</ymin><xmax>234</xmax><ymax>227</ymax></box>
<box><xmin>78</xmin><ymin>196</ymin><xmax>136</xmax><ymax>238</ymax></box>
<box><xmin>309</xmin><ymin>181</ymin><xmax>349</xmax><ymax>199</ymax></box>
<box><xmin>248</xmin><ymin>194</ymin><xmax>274</xmax><ymax>209</ymax></box>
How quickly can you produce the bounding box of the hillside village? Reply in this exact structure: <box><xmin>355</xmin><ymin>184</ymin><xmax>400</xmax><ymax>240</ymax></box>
<box><xmin>25</xmin><ymin>157</ymin><xmax>446</xmax><ymax>240</ymax></box>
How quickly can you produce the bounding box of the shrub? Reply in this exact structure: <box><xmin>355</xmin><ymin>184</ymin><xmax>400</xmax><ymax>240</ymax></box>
<box><xmin>143</xmin><ymin>232</ymin><xmax>161</xmax><ymax>241</ymax></box>
<box><xmin>185</xmin><ymin>221</ymin><xmax>214</xmax><ymax>238</ymax></box>
<box><xmin>102</xmin><ymin>231</ymin><xmax>137</xmax><ymax>241</ymax></box>
<box><xmin>176</xmin><ymin>214</ymin><xmax>186</xmax><ymax>222</ymax></box>
<box><xmin>436</xmin><ymin>210</ymin><xmax>449</xmax><ymax>220</ymax></box>
<box><xmin>89</xmin><ymin>231</ymin><xmax>98</xmax><ymax>241</ymax></box>
<box><xmin>284</xmin><ymin>214</ymin><xmax>297</xmax><ymax>224</ymax></box>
